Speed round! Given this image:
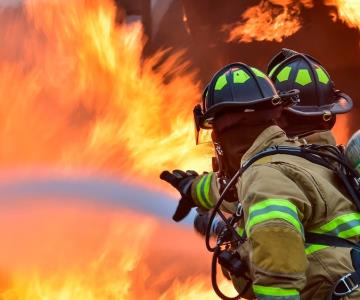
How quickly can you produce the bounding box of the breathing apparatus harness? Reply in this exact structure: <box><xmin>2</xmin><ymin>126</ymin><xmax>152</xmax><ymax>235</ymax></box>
<box><xmin>206</xmin><ymin>143</ymin><xmax>360</xmax><ymax>300</ymax></box>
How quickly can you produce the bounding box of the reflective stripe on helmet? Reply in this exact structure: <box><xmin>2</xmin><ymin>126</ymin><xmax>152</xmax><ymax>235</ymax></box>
<box><xmin>214</xmin><ymin>73</ymin><xmax>228</xmax><ymax>90</ymax></box>
<box><xmin>199</xmin><ymin>62</ymin><xmax>289</xmax><ymax>127</ymax></box>
<box><xmin>295</xmin><ymin>69</ymin><xmax>312</xmax><ymax>86</ymax></box>
<box><xmin>251</xmin><ymin>67</ymin><xmax>267</xmax><ymax>78</ymax></box>
<box><xmin>269</xmin><ymin>63</ymin><xmax>280</xmax><ymax>77</ymax></box>
<box><xmin>316</xmin><ymin>67</ymin><xmax>330</xmax><ymax>84</ymax></box>
<box><xmin>276</xmin><ymin>66</ymin><xmax>292</xmax><ymax>82</ymax></box>
<box><xmin>215</xmin><ymin>66</ymin><xmax>270</xmax><ymax>90</ymax></box>
<box><xmin>233</xmin><ymin>69</ymin><xmax>250</xmax><ymax>83</ymax></box>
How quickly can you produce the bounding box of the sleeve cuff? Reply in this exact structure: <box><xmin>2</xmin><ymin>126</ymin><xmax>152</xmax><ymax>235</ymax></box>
<box><xmin>191</xmin><ymin>172</ymin><xmax>215</xmax><ymax>210</ymax></box>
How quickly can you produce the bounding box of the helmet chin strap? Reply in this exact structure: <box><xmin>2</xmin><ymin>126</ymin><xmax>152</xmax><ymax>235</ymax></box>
<box><xmin>211</xmin><ymin>126</ymin><xmax>242</xmax><ymax>180</ymax></box>
<box><xmin>212</xmin><ymin>139</ymin><xmax>234</xmax><ymax>179</ymax></box>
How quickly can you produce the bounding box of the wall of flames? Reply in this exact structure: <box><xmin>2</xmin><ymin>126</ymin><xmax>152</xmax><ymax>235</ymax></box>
<box><xmin>0</xmin><ymin>0</ymin><xmax>216</xmax><ymax>298</ymax></box>
<box><xmin>0</xmin><ymin>0</ymin><xmax>213</xmax><ymax>179</ymax></box>
<box><xmin>0</xmin><ymin>0</ymin><xmax>359</xmax><ymax>299</ymax></box>
<box><xmin>224</xmin><ymin>0</ymin><xmax>360</xmax><ymax>44</ymax></box>
<box><xmin>0</xmin><ymin>199</ymin><xmax>236</xmax><ymax>300</ymax></box>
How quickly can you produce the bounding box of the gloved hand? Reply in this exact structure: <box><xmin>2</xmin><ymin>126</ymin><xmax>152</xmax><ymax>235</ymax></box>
<box><xmin>194</xmin><ymin>211</ymin><xmax>227</xmax><ymax>237</ymax></box>
<box><xmin>160</xmin><ymin>169</ymin><xmax>198</xmax><ymax>222</ymax></box>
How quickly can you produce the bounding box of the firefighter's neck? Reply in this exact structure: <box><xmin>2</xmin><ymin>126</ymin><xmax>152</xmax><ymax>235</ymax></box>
<box><xmin>213</xmin><ymin>122</ymin><xmax>276</xmax><ymax>176</ymax></box>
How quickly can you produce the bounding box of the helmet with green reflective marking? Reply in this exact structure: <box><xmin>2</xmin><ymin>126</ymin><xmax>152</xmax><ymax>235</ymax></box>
<box><xmin>267</xmin><ymin>49</ymin><xmax>353</xmax><ymax>118</ymax></box>
<box><xmin>193</xmin><ymin>62</ymin><xmax>298</xmax><ymax>136</ymax></box>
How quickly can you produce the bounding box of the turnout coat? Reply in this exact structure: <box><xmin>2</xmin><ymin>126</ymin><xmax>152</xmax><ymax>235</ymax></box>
<box><xmin>191</xmin><ymin>126</ymin><xmax>360</xmax><ymax>300</ymax></box>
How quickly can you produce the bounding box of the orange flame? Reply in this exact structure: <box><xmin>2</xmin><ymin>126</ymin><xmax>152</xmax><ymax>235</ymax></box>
<box><xmin>0</xmin><ymin>0</ymin><xmax>212</xmax><ymax>179</ymax></box>
<box><xmin>323</xmin><ymin>0</ymin><xmax>360</xmax><ymax>144</ymax></box>
<box><xmin>0</xmin><ymin>200</ymin><xmax>237</xmax><ymax>300</ymax></box>
<box><xmin>0</xmin><ymin>0</ymin><xmax>220</xmax><ymax>298</ymax></box>
<box><xmin>325</xmin><ymin>0</ymin><xmax>360</xmax><ymax>31</ymax></box>
<box><xmin>224</xmin><ymin>0</ymin><xmax>314</xmax><ymax>43</ymax></box>
<box><xmin>1</xmin><ymin>0</ymin><xmax>358</xmax><ymax>298</ymax></box>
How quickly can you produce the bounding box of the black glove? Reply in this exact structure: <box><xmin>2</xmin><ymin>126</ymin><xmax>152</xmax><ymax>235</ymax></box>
<box><xmin>160</xmin><ymin>169</ymin><xmax>198</xmax><ymax>222</ymax></box>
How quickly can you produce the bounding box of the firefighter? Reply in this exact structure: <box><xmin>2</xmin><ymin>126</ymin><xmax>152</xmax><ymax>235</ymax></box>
<box><xmin>267</xmin><ymin>48</ymin><xmax>349</xmax><ymax>145</ymax></box>
<box><xmin>161</xmin><ymin>62</ymin><xmax>358</xmax><ymax>299</ymax></box>
<box><xmin>193</xmin><ymin>51</ymin><xmax>353</xmax><ymax>298</ymax></box>
<box><xmin>192</xmin><ymin>50</ymin><xmax>353</xmax><ymax>237</ymax></box>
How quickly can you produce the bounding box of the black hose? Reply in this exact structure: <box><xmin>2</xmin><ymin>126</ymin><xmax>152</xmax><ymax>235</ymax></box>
<box><xmin>303</xmin><ymin>147</ymin><xmax>357</xmax><ymax>177</ymax></box>
<box><xmin>205</xmin><ymin>169</ymin><xmax>242</xmax><ymax>252</ymax></box>
<box><xmin>211</xmin><ymin>247</ymin><xmax>241</xmax><ymax>300</ymax></box>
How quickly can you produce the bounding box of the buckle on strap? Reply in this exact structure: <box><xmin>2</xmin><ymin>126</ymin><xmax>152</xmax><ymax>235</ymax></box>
<box><xmin>333</xmin><ymin>273</ymin><xmax>359</xmax><ymax>296</ymax></box>
<box><xmin>235</xmin><ymin>203</ymin><xmax>243</xmax><ymax>217</ymax></box>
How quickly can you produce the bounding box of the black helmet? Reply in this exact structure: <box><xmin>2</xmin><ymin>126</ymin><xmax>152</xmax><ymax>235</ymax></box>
<box><xmin>193</xmin><ymin>62</ymin><xmax>298</xmax><ymax>141</ymax></box>
<box><xmin>267</xmin><ymin>49</ymin><xmax>353</xmax><ymax>118</ymax></box>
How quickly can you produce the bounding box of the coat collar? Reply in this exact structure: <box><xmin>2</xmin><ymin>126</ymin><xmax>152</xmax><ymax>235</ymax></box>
<box><xmin>241</xmin><ymin>125</ymin><xmax>289</xmax><ymax>164</ymax></box>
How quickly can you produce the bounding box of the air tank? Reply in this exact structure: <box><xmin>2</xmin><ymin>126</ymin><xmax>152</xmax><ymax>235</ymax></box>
<box><xmin>345</xmin><ymin>130</ymin><xmax>360</xmax><ymax>176</ymax></box>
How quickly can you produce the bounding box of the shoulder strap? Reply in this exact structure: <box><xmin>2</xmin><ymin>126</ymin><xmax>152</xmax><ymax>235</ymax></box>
<box><xmin>305</xmin><ymin>232</ymin><xmax>360</xmax><ymax>250</ymax></box>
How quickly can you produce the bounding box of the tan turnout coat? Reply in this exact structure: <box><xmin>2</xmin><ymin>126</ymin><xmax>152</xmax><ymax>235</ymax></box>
<box><xmin>191</xmin><ymin>126</ymin><xmax>360</xmax><ymax>300</ymax></box>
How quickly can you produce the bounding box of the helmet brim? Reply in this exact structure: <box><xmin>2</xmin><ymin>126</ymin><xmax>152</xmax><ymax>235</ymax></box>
<box><xmin>286</xmin><ymin>90</ymin><xmax>353</xmax><ymax>116</ymax></box>
<box><xmin>201</xmin><ymin>89</ymin><xmax>299</xmax><ymax>128</ymax></box>
<box><xmin>202</xmin><ymin>95</ymin><xmax>280</xmax><ymax>128</ymax></box>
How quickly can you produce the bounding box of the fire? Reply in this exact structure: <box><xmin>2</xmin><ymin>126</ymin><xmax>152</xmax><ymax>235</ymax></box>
<box><xmin>0</xmin><ymin>0</ymin><xmax>212</xmax><ymax>179</ymax></box>
<box><xmin>0</xmin><ymin>0</ymin><xmax>358</xmax><ymax>298</ymax></box>
<box><xmin>224</xmin><ymin>0</ymin><xmax>314</xmax><ymax>43</ymax></box>
<box><xmin>0</xmin><ymin>0</ymin><xmax>219</xmax><ymax>298</ymax></box>
<box><xmin>323</xmin><ymin>0</ymin><xmax>360</xmax><ymax>144</ymax></box>
<box><xmin>0</xmin><ymin>200</ymin><xmax>237</xmax><ymax>300</ymax></box>
<box><xmin>325</xmin><ymin>0</ymin><xmax>360</xmax><ymax>31</ymax></box>
<box><xmin>332</xmin><ymin>114</ymin><xmax>351</xmax><ymax>145</ymax></box>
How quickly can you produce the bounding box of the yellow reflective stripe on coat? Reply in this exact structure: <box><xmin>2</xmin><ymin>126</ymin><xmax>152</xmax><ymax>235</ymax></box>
<box><xmin>253</xmin><ymin>285</ymin><xmax>300</xmax><ymax>300</ymax></box>
<box><xmin>246</xmin><ymin>199</ymin><xmax>303</xmax><ymax>237</ymax></box>
<box><xmin>305</xmin><ymin>244</ymin><xmax>329</xmax><ymax>255</ymax></box>
<box><xmin>305</xmin><ymin>213</ymin><xmax>360</xmax><ymax>255</ymax></box>
<box><xmin>312</xmin><ymin>213</ymin><xmax>360</xmax><ymax>238</ymax></box>
<box><xmin>195</xmin><ymin>173</ymin><xmax>214</xmax><ymax>210</ymax></box>
<box><xmin>236</xmin><ymin>226</ymin><xmax>245</xmax><ymax>237</ymax></box>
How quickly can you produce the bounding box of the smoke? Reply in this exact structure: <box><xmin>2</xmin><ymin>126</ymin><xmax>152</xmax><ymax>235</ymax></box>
<box><xmin>0</xmin><ymin>172</ymin><xmax>197</xmax><ymax>226</ymax></box>
<box><xmin>0</xmin><ymin>0</ymin><xmax>21</xmax><ymax>6</ymax></box>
